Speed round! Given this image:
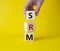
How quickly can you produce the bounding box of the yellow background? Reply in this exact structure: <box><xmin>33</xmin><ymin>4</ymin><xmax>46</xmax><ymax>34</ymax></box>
<box><xmin>0</xmin><ymin>0</ymin><xmax>60</xmax><ymax>51</ymax></box>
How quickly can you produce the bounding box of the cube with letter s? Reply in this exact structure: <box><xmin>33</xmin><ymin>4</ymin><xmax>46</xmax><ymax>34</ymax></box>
<box><xmin>26</xmin><ymin>11</ymin><xmax>35</xmax><ymax>20</ymax></box>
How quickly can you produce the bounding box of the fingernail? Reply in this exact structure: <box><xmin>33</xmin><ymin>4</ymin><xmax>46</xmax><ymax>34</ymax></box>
<box><xmin>36</xmin><ymin>13</ymin><xmax>38</xmax><ymax>16</ymax></box>
<box><xmin>35</xmin><ymin>12</ymin><xmax>38</xmax><ymax>16</ymax></box>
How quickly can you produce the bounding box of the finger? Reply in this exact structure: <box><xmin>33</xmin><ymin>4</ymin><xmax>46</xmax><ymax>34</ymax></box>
<box><xmin>24</xmin><ymin>3</ymin><xmax>34</xmax><ymax>17</ymax></box>
<box><xmin>24</xmin><ymin>4</ymin><xmax>29</xmax><ymax>17</ymax></box>
<box><xmin>35</xmin><ymin>4</ymin><xmax>40</xmax><ymax>16</ymax></box>
<box><xmin>35</xmin><ymin>0</ymin><xmax>44</xmax><ymax>16</ymax></box>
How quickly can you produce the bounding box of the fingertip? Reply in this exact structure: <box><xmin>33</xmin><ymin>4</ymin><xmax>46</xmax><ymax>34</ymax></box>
<box><xmin>35</xmin><ymin>11</ymin><xmax>38</xmax><ymax>16</ymax></box>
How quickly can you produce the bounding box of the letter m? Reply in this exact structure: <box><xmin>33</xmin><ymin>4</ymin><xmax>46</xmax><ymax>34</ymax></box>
<box><xmin>26</xmin><ymin>34</ymin><xmax>33</xmax><ymax>40</ymax></box>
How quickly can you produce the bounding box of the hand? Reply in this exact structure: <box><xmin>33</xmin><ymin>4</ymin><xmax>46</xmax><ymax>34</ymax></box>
<box><xmin>24</xmin><ymin>0</ymin><xmax>44</xmax><ymax>16</ymax></box>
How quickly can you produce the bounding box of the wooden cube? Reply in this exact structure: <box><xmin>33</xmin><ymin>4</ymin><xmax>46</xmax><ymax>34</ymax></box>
<box><xmin>24</xmin><ymin>22</ymin><xmax>35</xmax><ymax>32</ymax></box>
<box><xmin>26</xmin><ymin>11</ymin><xmax>35</xmax><ymax>20</ymax></box>
<box><xmin>25</xmin><ymin>32</ymin><xmax>34</xmax><ymax>41</ymax></box>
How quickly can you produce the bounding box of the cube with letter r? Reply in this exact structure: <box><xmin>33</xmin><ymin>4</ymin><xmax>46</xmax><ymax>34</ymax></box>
<box><xmin>24</xmin><ymin>22</ymin><xmax>35</xmax><ymax>32</ymax></box>
<box><xmin>26</xmin><ymin>11</ymin><xmax>35</xmax><ymax>20</ymax></box>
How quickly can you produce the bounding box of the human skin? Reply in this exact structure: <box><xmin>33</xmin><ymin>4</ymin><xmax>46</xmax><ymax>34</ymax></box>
<box><xmin>24</xmin><ymin>0</ymin><xmax>44</xmax><ymax>16</ymax></box>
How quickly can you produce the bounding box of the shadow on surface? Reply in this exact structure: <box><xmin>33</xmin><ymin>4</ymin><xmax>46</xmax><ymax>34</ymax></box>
<box><xmin>34</xmin><ymin>35</ymin><xmax>60</xmax><ymax>41</ymax></box>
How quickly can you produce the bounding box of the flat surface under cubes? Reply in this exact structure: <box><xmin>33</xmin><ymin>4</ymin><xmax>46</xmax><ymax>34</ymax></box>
<box><xmin>0</xmin><ymin>0</ymin><xmax>60</xmax><ymax>51</ymax></box>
